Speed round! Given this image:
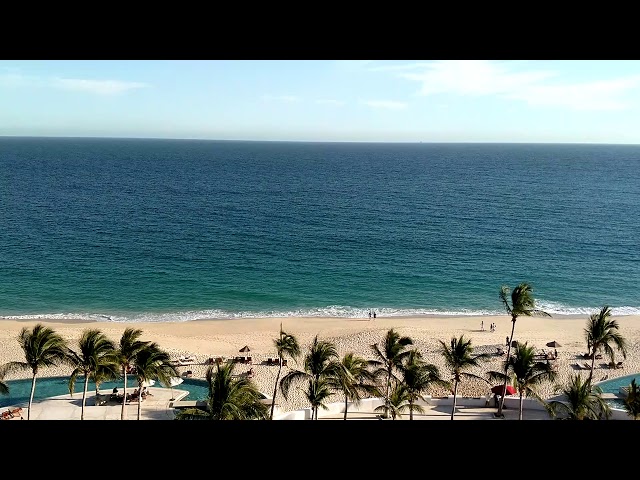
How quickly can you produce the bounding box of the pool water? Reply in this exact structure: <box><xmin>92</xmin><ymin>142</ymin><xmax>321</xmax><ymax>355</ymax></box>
<box><xmin>594</xmin><ymin>373</ymin><xmax>640</xmax><ymax>410</ymax></box>
<box><xmin>0</xmin><ymin>376</ymin><xmax>210</xmax><ymax>408</ymax></box>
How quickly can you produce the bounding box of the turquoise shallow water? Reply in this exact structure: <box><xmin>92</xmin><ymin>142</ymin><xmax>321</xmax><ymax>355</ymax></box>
<box><xmin>595</xmin><ymin>373</ymin><xmax>640</xmax><ymax>410</ymax></box>
<box><xmin>1</xmin><ymin>138</ymin><xmax>639</xmax><ymax>322</ymax></box>
<box><xmin>0</xmin><ymin>376</ymin><xmax>210</xmax><ymax>408</ymax></box>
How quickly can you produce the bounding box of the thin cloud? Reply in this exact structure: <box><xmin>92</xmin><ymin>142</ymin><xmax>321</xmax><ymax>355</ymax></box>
<box><xmin>334</xmin><ymin>60</ymin><xmax>374</xmax><ymax>70</ymax></box>
<box><xmin>505</xmin><ymin>75</ymin><xmax>640</xmax><ymax>111</ymax></box>
<box><xmin>391</xmin><ymin>60</ymin><xmax>640</xmax><ymax>111</ymax></box>
<box><xmin>261</xmin><ymin>94</ymin><xmax>301</xmax><ymax>103</ymax></box>
<box><xmin>368</xmin><ymin>62</ymin><xmax>433</xmax><ymax>72</ymax></box>
<box><xmin>0</xmin><ymin>73</ymin><xmax>149</xmax><ymax>95</ymax></box>
<box><xmin>0</xmin><ymin>73</ymin><xmax>39</xmax><ymax>87</ymax></box>
<box><xmin>315</xmin><ymin>99</ymin><xmax>345</xmax><ymax>106</ymax></box>
<box><xmin>398</xmin><ymin>60</ymin><xmax>555</xmax><ymax>96</ymax></box>
<box><xmin>361</xmin><ymin>100</ymin><xmax>408</xmax><ymax>110</ymax></box>
<box><xmin>52</xmin><ymin>78</ymin><xmax>149</xmax><ymax>95</ymax></box>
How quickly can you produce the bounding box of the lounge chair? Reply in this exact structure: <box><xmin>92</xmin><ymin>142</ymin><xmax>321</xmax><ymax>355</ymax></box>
<box><xmin>583</xmin><ymin>363</ymin><xmax>592</xmax><ymax>370</ymax></box>
<box><xmin>616</xmin><ymin>361</ymin><xmax>624</xmax><ymax>369</ymax></box>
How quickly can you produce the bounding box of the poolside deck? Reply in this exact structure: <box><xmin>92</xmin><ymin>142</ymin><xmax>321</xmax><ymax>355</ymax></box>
<box><xmin>2</xmin><ymin>386</ymin><xmax>189</xmax><ymax>420</ymax></box>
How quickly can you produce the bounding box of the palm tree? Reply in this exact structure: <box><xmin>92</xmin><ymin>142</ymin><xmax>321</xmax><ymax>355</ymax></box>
<box><xmin>439</xmin><ymin>335</ymin><xmax>490</xmax><ymax>420</ymax></box>
<box><xmin>91</xmin><ymin>364</ymin><xmax>120</xmax><ymax>396</ymax></box>
<box><xmin>270</xmin><ymin>324</ymin><xmax>300</xmax><ymax>420</ymax></box>
<box><xmin>280</xmin><ymin>335</ymin><xmax>341</xmax><ymax>420</ymax></box>
<box><xmin>67</xmin><ymin>329</ymin><xmax>119</xmax><ymax>420</ymax></box>
<box><xmin>175</xmin><ymin>362</ymin><xmax>268</xmax><ymax>420</ymax></box>
<box><xmin>497</xmin><ymin>283</ymin><xmax>549</xmax><ymax>416</ymax></box>
<box><xmin>374</xmin><ymin>383</ymin><xmax>412</xmax><ymax>420</ymax></box>
<box><xmin>546</xmin><ymin>373</ymin><xmax>611</xmax><ymax>420</ymax></box>
<box><xmin>115</xmin><ymin>328</ymin><xmax>149</xmax><ymax>420</ymax></box>
<box><xmin>329</xmin><ymin>352</ymin><xmax>379</xmax><ymax>420</ymax></box>
<box><xmin>487</xmin><ymin>342</ymin><xmax>556</xmax><ymax>420</ymax></box>
<box><xmin>398</xmin><ymin>349</ymin><xmax>448</xmax><ymax>420</ymax></box>
<box><xmin>584</xmin><ymin>306</ymin><xmax>627</xmax><ymax>384</ymax></box>
<box><xmin>370</xmin><ymin>328</ymin><xmax>413</xmax><ymax>419</ymax></box>
<box><xmin>305</xmin><ymin>377</ymin><xmax>333</xmax><ymax>420</ymax></box>
<box><xmin>0</xmin><ymin>366</ymin><xmax>9</xmax><ymax>396</ymax></box>
<box><xmin>623</xmin><ymin>379</ymin><xmax>640</xmax><ymax>420</ymax></box>
<box><xmin>2</xmin><ymin>324</ymin><xmax>69</xmax><ymax>420</ymax></box>
<box><xmin>131</xmin><ymin>342</ymin><xmax>178</xmax><ymax>420</ymax></box>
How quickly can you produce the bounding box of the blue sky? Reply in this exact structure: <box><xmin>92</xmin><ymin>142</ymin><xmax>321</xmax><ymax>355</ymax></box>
<box><xmin>2</xmin><ymin>60</ymin><xmax>640</xmax><ymax>143</ymax></box>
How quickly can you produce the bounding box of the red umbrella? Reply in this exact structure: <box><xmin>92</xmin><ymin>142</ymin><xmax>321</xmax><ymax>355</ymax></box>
<box><xmin>491</xmin><ymin>385</ymin><xmax>516</xmax><ymax>396</ymax></box>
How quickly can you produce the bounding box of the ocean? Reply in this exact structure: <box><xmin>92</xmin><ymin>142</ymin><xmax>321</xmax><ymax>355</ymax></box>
<box><xmin>1</xmin><ymin>137</ymin><xmax>638</xmax><ymax>322</ymax></box>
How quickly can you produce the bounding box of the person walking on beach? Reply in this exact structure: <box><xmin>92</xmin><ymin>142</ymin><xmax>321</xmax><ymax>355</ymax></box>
<box><xmin>481</xmin><ymin>320</ymin><xmax>484</xmax><ymax>331</ymax></box>
<box><xmin>373</xmin><ymin>311</ymin><xmax>376</xmax><ymax>319</ymax></box>
<box><xmin>368</xmin><ymin>310</ymin><xmax>372</xmax><ymax>320</ymax></box>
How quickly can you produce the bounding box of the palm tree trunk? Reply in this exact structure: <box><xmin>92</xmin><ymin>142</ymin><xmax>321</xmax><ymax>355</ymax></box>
<box><xmin>450</xmin><ymin>380</ymin><xmax>459</xmax><ymax>420</ymax></box>
<box><xmin>82</xmin><ymin>376</ymin><xmax>89</xmax><ymax>420</ymax></box>
<box><xmin>120</xmin><ymin>371</ymin><xmax>128</xmax><ymax>420</ymax></box>
<box><xmin>28</xmin><ymin>374</ymin><xmax>37</xmax><ymax>420</ymax></box>
<box><xmin>519</xmin><ymin>392</ymin><xmax>524</xmax><ymax>420</ymax></box>
<box><xmin>410</xmin><ymin>399</ymin><xmax>414</xmax><ymax>420</ymax></box>
<box><xmin>344</xmin><ymin>396</ymin><xmax>348</xmax><ymax>420</ymax></box>
<box><xmin>384</xmin><ymin>366</ymin><xmax>392</xmax><ymax>418</ymax></box>
<box><xmin>137</xmin><ymin>382</ymin><xmax>142</xmax><ymax>420</ymax></box>
<box><xmin>270</xmin><ymin>359</ymin><xmax>283</xmax><ymax>420</ymax></box>
<box><xmin>589</xmin><ymin>353</ymin><xmax>596</xmax><ymax>385</ymax></box>
<box><xmin>497</xmin><ymin>316</ymin><xmax>517</xmax><ymax>416</ymax></box>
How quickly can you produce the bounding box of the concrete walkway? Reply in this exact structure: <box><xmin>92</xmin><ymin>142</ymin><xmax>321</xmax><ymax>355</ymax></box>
<box><xmin>2</xmin><ymin>386</ymin><xmax>190</xmax><ymax>420</ymax></box>
<box><xmin>5</xmin><ymin>390</ymin><xmax>555</xmax><ymax>420</ymax></box>
<box><xmin>317</xmin><ymin>404</ymin><xmax>553</xmax><ymax>420</ymax></box>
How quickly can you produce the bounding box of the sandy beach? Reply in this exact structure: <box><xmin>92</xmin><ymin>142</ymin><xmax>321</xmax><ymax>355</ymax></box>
<box><xmin>1</xmin><ymin>314</ymin><xmax>638</xmax><ymax>414</ymax></box>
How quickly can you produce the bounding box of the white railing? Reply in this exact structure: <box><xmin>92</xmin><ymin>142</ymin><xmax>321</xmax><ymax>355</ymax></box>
<box><xmin>272</xmin><ymin>394</ymin><xmax>631</xmax><ymax>420</ymax></box>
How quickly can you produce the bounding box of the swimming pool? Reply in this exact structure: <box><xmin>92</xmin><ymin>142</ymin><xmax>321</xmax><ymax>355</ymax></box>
<box><xmin>594</xmin><ymin>373</ymin><xmax>640</xmax><ymax>410</ymax></box>
<box><xmin>0</xmin><ymin>376</ymin><xmax>210</xmax><ymax>408</ymax></box>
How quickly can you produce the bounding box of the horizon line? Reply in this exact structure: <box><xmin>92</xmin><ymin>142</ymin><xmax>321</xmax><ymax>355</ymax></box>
<box><xmin>1</xmin><ymin>135</ymin><xmax>640</xmax><ymax>147</ymax></box>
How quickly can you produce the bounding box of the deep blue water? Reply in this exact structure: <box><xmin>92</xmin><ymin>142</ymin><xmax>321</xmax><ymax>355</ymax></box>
<box><xmin>1</xmin><ymin>137</ymin><xmax>639</xmax><ymax>321</ymax></box>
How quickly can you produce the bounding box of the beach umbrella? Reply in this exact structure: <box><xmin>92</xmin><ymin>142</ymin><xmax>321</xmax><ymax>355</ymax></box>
<box><xmin>167</xmin><ymin>376</ymin><xmax>183</xmax><ymax>401</ymax></box>
<box><xmin>491</xmin><ymin>385</ymin><xmax>516</xmax><ymax>396</ymax></box>
<box><xmin>141</xmin><ymin>379</ymin><xmax>155</xmax><ymax>387</ymax></box>
<box><xmin>239</xmin><ymin>345</ymin><xmax>250</xmax><ymax>360</ymax></box>
<box><xmin>546</xmin><ymin>341</ymin><xmax>562</xmax><ymax>348</ymax></box>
